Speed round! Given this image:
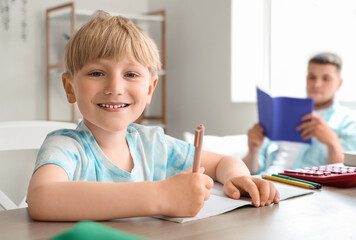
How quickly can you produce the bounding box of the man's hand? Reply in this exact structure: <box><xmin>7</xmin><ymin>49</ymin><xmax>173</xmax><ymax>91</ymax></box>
<box><xmin>297</xmin><ymin>113</ymin><xmax>343</xmax><ymax>163</ymax></box>
<box><xmin>297</xmin><ymin>113</ymin><xmax>338</xmax><ymax>146</ymax></box>
<box><xmin>247</xmin><ymin>124</ymin><xmax>265</xmax><ymax>153</ymax></box>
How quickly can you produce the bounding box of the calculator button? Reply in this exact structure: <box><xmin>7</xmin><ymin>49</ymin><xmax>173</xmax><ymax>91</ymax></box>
<box><xmin>304</xmin><ymin>170</ymin><xmax>315</xmax><ymax>175</ymax></box>
<box><xmin>323</xmin><ymin>171</ymin><xmax>331</xmax><ymax>176</ymax></box>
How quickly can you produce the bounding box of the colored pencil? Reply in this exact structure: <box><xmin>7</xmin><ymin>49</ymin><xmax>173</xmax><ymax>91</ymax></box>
<box><xmin>272</xmin><ymin>174</ymin><xmax>322</xmax><ymax>189</ymax></box>
<box><xmin>262</xmin><ymin>175</ymin><xmax>317</xmax><ymax>189</ymax></box>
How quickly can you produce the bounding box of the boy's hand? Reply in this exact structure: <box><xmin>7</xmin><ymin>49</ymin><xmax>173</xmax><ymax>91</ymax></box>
<box><xmin>160</xmin><ymin>167</ymin><xmax>213</xmax><ymax>217</ymax></box>
<box><xmin>247</xmin><ymin>124</ymin><xmax>265</xmax><ymax>153</ymax></box>
<box><xmin>223</xmin><ymin>176</ymin><xmax>280</xmax><ymax>207</ymax></box>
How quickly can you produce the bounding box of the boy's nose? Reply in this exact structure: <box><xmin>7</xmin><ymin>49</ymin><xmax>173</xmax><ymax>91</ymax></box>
<box><xmin>103</xmin><ymin>77</ymin><xmax>125</xmax><ymax>95</ymax></box>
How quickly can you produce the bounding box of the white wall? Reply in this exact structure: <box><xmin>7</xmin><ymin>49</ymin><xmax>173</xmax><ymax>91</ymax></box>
<box><xmin>148</xmin><ymin>0</ymin><xmax>256</xmax><ymax>138</ymax></box>
<box><xmin>0</xmin><ymin>0</ymin><xmax>257</xmax><ymax>139</ymax></box>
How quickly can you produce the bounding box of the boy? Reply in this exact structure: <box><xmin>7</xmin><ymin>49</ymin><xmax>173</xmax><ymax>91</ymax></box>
<box><xmin>243</xmin><ymin>53</ymin><xmax>356</xmax><ymax>174</ymax></box>
<box><xmin>27</xmin><ymin>11</ymin><xmax>279</xmax><ymax>221</ymax></box>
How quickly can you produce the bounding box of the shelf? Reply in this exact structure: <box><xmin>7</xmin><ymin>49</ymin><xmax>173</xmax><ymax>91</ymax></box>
<box><xmin>49</xmin><ymin>8</ymin><xmax>164</xmax><ymax>22</ymax></box>
<box><xmin>48</xmin><ymin>64</ymin><xmax>64</xmax><ymax>69</ymax></box>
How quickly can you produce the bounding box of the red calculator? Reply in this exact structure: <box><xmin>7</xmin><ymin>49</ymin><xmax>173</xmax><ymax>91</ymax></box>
<box><xmin>279</xmin><ymin>165</ymin><xmax>356</xmax><ymax>188</ymax></box>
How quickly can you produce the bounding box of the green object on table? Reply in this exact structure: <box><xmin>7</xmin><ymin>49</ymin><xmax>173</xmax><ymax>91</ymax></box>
<box><xmin>272</xmin><ymin>174</ymin><xmax>322</xmax><ymax>189</ymax></box>
<box><xmin>50</xmin><ymin>221</ymin><xmax>148</xmax><ymax>240</ymax></box>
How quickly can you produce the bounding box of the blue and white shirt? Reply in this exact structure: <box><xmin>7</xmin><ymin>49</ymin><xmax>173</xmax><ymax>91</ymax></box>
<box><xmin>34</xmin><ymin>121</ymin><xmax>195</xmax><ymax>182</ymax></box>
<box><xmin>257</xmin><ymin>101</ymin><xmax>356</xmax><ymax>174</ymax></box>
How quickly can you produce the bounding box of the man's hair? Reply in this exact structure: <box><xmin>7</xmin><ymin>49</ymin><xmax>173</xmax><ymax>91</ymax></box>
<box><xmin>308</xmin><ymin>52</ymin><xmax>342</xmax><ymax>71</ymax></box>
<box><xmin>63</xmin><ymin>10</ymin><xmax>161</xmax><ymax>78</ymax></box>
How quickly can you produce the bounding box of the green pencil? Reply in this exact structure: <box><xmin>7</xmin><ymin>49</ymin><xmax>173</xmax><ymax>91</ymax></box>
<box><xmin>272</xmin><ymin>174</ymin><xmax>322</xmax><ymax>189</ymax></box>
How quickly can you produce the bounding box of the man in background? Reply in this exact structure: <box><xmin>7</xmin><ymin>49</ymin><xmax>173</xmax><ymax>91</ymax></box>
<box><xmin>243</xmin><ymin>52</ymin><xmax>356</xmax><ymax>174</ymax></box>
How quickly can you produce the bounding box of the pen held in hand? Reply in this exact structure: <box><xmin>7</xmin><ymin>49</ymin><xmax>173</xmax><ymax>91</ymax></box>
<box><xmin>193</xmin><ymin>124</ymin><xmax>205</xmax><ymax>173</ymax></box>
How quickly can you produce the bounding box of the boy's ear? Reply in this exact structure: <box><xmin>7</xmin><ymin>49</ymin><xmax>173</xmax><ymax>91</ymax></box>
<box><xmin>146</xmin><ymin>77</ymin><xmax>158</xmax><ymax>105</ymax></box>
<box><xmin>62</xmin><ymin>73</ymin><xmax>77</xmax><ymax>104</ymax></box>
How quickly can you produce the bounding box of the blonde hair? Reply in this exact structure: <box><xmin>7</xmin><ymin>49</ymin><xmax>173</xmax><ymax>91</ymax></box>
<box><xmin>64</xmin><ymin>10</ymin><xmax>161</xmax><ymax>78</ymax></box>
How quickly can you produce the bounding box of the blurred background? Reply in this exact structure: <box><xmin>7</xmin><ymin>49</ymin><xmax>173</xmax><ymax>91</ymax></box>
<box><xmin>1</xmin><ymin>0</ymin><xmax>356</xmax><ymax>139</ymax></box>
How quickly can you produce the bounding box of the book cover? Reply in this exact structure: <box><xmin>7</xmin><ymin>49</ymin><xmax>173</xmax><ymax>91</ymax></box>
<box><xmin>257</xmin><ymin>87</ymin><xmax>314</xmax><ymax>144</ymax></box>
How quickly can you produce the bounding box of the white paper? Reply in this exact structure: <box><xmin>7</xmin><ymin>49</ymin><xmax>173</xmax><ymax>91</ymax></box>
<box><xmin>156</xmin><ymin>182</ymin><xmax>314</xmax><ymax>223</ymax></box>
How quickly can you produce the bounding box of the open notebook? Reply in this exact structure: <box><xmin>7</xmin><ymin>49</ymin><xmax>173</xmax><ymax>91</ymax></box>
<box><xmin>156</xmin><ymin>181</ymin><xmax>314</xmax><ymax>223</ymax></box>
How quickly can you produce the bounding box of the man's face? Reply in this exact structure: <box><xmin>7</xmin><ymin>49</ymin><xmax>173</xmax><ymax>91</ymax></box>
<box><xmin>306</xmin><ymin>63</ymin><xmax>342</xmax><ymax>110</ymax></box>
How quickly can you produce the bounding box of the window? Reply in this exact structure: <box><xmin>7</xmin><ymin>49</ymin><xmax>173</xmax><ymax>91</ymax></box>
<box><xmin>231</xmin><ymin>0</ymin><xmax>356</xmax><ymax>104</ymax></box>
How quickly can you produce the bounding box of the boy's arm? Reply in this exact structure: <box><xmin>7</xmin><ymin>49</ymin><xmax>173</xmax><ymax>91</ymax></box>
<box><xmin>27</xmin><ymin>164</ymin><xmax>213</xmax><ymax>221</ymax></box>
<box><xmin>201</xmin><ymin>151</ymin><xmax>279</xmax><ymax>207</ymax></box>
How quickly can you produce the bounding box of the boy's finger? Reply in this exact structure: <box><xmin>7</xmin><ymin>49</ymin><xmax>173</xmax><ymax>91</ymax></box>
<box><xmin>256</xmin><ymin>180</ymin><xmax>270</xmax><ymax>206</ymax></box>
<box><xmin>204</xmin><ymin>175</ymin><xmax>214</xmax><ymax>189</ymax></box>
<box><xmin>204</xmin><ymin>189</ymin><xmax>211</xmax><ymax>200</ymax></box>
<box><xmin>198</xmin><ymin>166</ymin><xmax>206</xmax><ymax>174</ymax></box>
<box><xmin>231</xmin><ymin>178</ymin><xmax>261</xmax><ymax>207</ymax></box>
<box><xmin>243</xmin><ymin>181</ymin><xmax>261</xmax><ymax>207</ymax></box>
<box><xmin>223</xmin><ymin>181</ymin><xmax>242</xmax><ymax>200</ymax></box>
<box><xmin>265</xmin><ymin>182</ymin><xmax>275</xmax><ymax>205</ymax></box>
<box><xmin>181</xmin><ymin>168</ymin><xmax>192</xmax><ymax>173</ymax></box>
<box><xmin>273</xmin><ymin>188</ymin><xmax>280</xmax><ymax>204</ymax></box>
<box><xmin>182</xmin><ymin>167</ymin><xmax>205</xmax><ymax>174</ymax></box>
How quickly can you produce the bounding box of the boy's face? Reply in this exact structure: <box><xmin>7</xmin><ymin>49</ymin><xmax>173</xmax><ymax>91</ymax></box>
<box><xmin>306</xmin><ymin>63</ymin><xmax>342</xmax><ymax>110</ymax></box>
<box><xmin>63</xmin><ymin>57</ymin><xmax>157</xmax><ymax>133</ymax></box>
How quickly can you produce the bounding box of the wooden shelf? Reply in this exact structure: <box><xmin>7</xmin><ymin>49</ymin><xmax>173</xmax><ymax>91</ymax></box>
<box><xmin>48</xmin><ymin>8</ymin><xmax>164</xmax><ymax>22</ymax></box>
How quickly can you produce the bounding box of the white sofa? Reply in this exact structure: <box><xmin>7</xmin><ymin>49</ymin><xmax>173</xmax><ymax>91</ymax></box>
<box><xmin>183</xmin><ymin>132</ymin><xmax>248</xmax><ymax>159</ymax></box>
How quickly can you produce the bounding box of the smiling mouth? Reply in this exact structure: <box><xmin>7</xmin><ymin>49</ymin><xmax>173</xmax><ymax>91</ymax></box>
<box><xmin>98</xmin><ymin>103</ymin><xmax>129</xmax><ymax>109</ymax></box>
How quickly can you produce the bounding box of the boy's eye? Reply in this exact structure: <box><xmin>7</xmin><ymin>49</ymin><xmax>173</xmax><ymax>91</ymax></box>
<box><xmin>125</xmin><ymin>72</ymin><xmax>138</xmax><ymax>78</ymax></box>
<box><xmin>89</xmin><ymin>71</ymin><xmax>104</xmax><ymax>77</ymax></box>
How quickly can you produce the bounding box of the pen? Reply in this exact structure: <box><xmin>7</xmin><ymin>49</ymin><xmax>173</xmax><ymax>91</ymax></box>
<box><xmin>193</xmin><ymin>124</ymin><xmax>205</xmax><ymax>173</ymax></box>
<box><xmin>262</xmin><ymin>175</ymin><xmax>317</xmax><ymax>189</ymax></box>
<box><xmin>272</xmin><ymin>174</ymin><xmax>322</xmax><ymax>189</ymax></box>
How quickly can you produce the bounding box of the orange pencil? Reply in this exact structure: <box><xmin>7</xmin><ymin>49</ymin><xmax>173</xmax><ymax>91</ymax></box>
<box><xmin>193</xmin><ymin>124</ymin><xmax>205</xmax><ymax>172</ymax></box>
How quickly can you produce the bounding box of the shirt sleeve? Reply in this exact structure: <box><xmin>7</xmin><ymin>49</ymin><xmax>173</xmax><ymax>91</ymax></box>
<box><xmin>338</xmin><ymin>112</ymin><xmax>356</xmax><ymax>151</ymax></box>
<box><xmin>257</xmin><ymin>138</ymin><xmax>272</xmax><ymax>174</ymax></box>
<box><xmin>34</xmin><ymin>134</ymin><xmax>81</xmax><ymax>180</ymax></box>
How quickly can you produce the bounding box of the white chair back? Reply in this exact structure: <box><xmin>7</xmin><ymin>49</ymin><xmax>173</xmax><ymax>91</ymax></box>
<box><xmin>0</xmin><ymin>121</ymin><xmax>77</xmax><ymax>210</ymax></box>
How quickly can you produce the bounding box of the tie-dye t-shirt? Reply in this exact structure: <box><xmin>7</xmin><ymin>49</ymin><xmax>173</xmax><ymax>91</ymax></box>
<box><xmin>34</xmin><ymin>121</ymin><xmax>195</xmax><ymax>182</ymax></box>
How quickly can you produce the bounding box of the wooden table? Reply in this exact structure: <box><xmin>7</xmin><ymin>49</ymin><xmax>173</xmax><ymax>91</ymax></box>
<box><xmin>1</xmin><ymin>184</ymin><xmax>355</xmax><ymax>240</ymax></box>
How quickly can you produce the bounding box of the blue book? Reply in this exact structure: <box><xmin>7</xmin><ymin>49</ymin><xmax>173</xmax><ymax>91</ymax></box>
<box><xmin>257</xmin><ymin>87</ymin><xmax>314</xmax><ymax>144</ymax></box>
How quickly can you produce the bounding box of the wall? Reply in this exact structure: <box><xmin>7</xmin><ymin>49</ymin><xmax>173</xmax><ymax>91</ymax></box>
<box><xmin>0</xmin><ymin>0</ymin><xmax>149</xmax><ymax>121</ymax></box>
<box><xmin>0</xmin><ymin>0</ymin><xmax>257</xmax><ymax>139</ymax></box>
<box><xmin>148</xmin><ymin>0</ymin><xmax>256</xmax><ymax>138</ymax></box>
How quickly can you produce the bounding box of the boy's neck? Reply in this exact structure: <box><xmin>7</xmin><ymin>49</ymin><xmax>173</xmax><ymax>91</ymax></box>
<box><xmin>83</xmin><ymin>120</ymin><xmax>134</xmax><ymax>172</ymax></box>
